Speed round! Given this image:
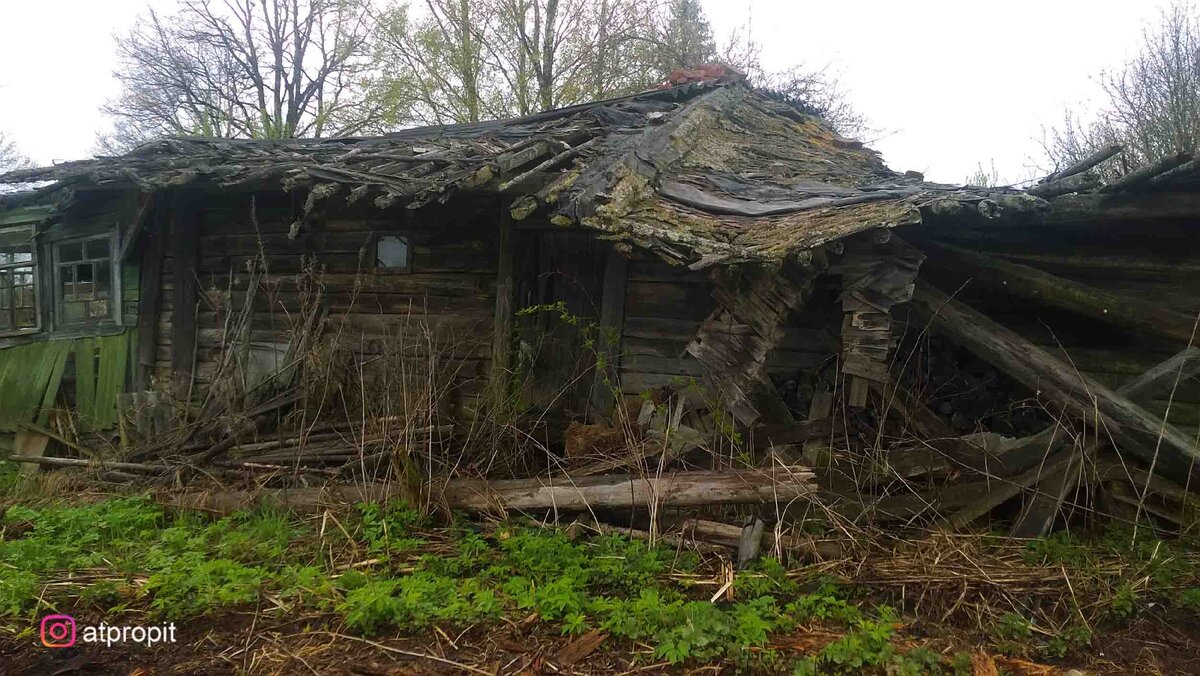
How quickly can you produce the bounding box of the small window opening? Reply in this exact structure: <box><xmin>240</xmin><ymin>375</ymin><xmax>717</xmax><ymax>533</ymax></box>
<box><xmin>376</xmin><ymin>235</ymin><xmax>411</xmax><ymax>272</ymax></box>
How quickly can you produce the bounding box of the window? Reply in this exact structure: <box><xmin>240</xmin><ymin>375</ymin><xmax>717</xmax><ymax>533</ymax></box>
<box><xmin>55</xmin><ymin>235</ymin><xmax>115</xmax><ymax>326</ymax></box>
<box><xmin>376</xmin><ymin>235</ymin><xmax>411</xmax><ymax>272</ymax></box>
<box><xmin>0</xmin><ymin>226</ymin><xmax>38</xmax><ymax>334</ymax></box>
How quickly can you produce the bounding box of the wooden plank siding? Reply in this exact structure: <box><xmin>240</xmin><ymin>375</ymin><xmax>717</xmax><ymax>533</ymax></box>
<box><xmin>152</xmin><ymin>193</ymin><xmax>499</xmax><ymax>407</ymax></box>
<box><xmin>616</xmin><ymin>254</ymin><xmax>840</xmax><ymax>398</ymax></box>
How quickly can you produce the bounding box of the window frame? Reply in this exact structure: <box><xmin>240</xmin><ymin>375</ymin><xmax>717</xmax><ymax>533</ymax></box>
<box><xmin>374</xmin><ymin>232</ymin><xmax>413</xmax><ymax>274</ymax></box>
<box><xmin>50</xmin><ymin>233</ymin><xmax>121</xmax><ymax>330</ymax></box>
<box><xmin>0</xmin><ymin>225</ymin><xmax>41</xmax><ymax>337</ymax></box>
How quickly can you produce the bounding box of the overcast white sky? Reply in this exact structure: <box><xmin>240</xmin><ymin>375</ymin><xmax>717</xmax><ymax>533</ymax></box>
<box><xmin>0</xmin><ymin>0</ymin><xmax>1178</xmax><ymax>184</ymax></box>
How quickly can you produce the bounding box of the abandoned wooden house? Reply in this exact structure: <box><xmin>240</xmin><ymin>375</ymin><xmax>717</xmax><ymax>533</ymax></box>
<box><xmin>0</xmin><ymin>76</ymin><xmax>1196</xmax><ymax>536</ymax></box>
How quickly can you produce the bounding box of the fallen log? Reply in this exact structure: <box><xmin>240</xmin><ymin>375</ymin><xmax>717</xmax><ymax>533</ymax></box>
<box><xmin>910</xmin><ymin>283</ymin><xmax>1200</xmax><ymax>485</ymax></box>
<box><xmin>5</xmin><ymin>455</ymin><xmax>169</xmax><ymax>473</ymax></box>
<box><xmin>441</xmin><ymin>466</ymin><xmax>817</xmax><ymax>513</ymax></box>
<box><xmin>159</xmin><ymin>466</ymin><xmax>817</xmax><ymax>516</ymax></box>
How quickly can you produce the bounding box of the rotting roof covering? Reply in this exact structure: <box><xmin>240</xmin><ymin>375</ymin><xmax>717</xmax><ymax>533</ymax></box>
<box><xmin>0</xmin><ymin>78</ymin><xmax>1047</xmax><ymax>267</ymax></box>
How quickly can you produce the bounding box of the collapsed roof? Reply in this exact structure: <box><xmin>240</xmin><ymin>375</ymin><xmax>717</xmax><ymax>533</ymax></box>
<box><xmin>0</xmin><ymin>79</ymin><xmax>1046</xmax><ymax>267</ymax></box>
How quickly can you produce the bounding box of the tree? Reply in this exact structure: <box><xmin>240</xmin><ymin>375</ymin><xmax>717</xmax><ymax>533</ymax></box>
<box><xmin>1045</xmin><ymin>2</ymin><xmax>1200</xmax><ymax>178</ymax></box>
<box><xmin>372</xmin><ymin>0</ymin><xmax>660</xmax><ymax>124</ymax></box>
<box><xmin>654</xmin><ymin>0</ymin><xmax>715</xmax><ymax>72</ymax></box>
<box><xmin>0</xmin><ymin>131</ymin><xmax>29</xmax><ymax>175</ymax></box>
<box><xmin>101</xmin><ymin>0</ymin><xmax>383</xmax><ymax>152</ymax></box>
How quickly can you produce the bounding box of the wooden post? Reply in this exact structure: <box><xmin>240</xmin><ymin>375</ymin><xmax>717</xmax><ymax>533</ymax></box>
<box><xmin>490</xmin><ymin>209</ymin><xmax>515</xmax><ymax>403</ymax></box>
<box><xmin>170</xmin><ymin>195</ymin><xmax>198</xmax><ymax>390</ymax></box>
<box><xmin>910</xmin><ymin>283</ymin><xmax>1200</xmax><ymax>485</ymax></box>
<box><xmin>134</xmin><ymin>202</ymin><xmax>168</xmax><ymax>391</ymax></box>
<box><xmin>588</xmin><ymin>247</ymin><xmax>628</xmax><ymax>417</ymax></box>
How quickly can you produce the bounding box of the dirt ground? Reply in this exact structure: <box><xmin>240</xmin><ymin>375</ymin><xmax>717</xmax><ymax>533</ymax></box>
<box><xmin>4</xmin><ymin>608</ymin><xmax>1200</xmax><ymax>675</ymax></box>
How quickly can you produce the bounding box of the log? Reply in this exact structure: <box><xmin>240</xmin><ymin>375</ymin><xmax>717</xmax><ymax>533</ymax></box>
<box><xmin>1040</xmin><ymin>144</ymin><xmax>1122</xmax><ymax>184</ymax></box>
<box><xmin>1100</xmin><ymin>152</ymin><xmax>1193</xmax><ymax>193</ymax></box>
<box><xmin>989</xmin><ymin>347</ymin><xmax>1200</xmax><ymax>480</ymax></box>
<box><xmin>1027</xmin><ymin>172</ymin><xmax>1101</xmax><ymax>198</ymax></box>
<box><xmin>6</xmin><ymin>455</ymin><xmax>169</xmax><ymax>473</ymax></box>
<box><xmin>159</xmin><ymin>466</ymin><xmax>816</xmax><ymax>516</ymax></box>
<box><xmin>910</xmin><ymin>283</ymin><xmax>1200</xmax><ymax>484</ymax></box>
<box><xmin>440</xmin><ymin>466</ymin><xmax>817</xmax><ymax>513</ymax></box>
<box><xmin>1045</xmin><ymin>191</ymin><xmax>1200</xmax><ymax>223</ymax></box>
<box><xmin>918</xmin><ymin>239</ymin><xmax>1199</xmax><ymax>345</ymax></box>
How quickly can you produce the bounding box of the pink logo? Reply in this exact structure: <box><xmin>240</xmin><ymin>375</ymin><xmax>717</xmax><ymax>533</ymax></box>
<box><xmin>40</xmin><ymin>615</ymin><xmax>76</xmax><ymax>648</ymax></box>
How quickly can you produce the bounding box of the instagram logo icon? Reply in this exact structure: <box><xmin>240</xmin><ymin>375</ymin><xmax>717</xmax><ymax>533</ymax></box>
<box><xmin>40</xmin><ymin>615</ymin><xmax>76</xmax><ymax>648</ymax></box>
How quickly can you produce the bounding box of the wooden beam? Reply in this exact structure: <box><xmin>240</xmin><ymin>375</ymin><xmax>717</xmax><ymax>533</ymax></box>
<box><xmin>910</xmin><ymin>283</ymin><xmax>1200</xmax><ymax>485</ymax></box>
<box><xmin>489</xmin><ymin>208</ymin><xmax>515</xmax><ymax>403</ymax></box>
<box><xmin>588</xmin><ymin>247</ymin><xmax>628</xmax><ymax>416</ymax></box>
<box><xmin>170</xmin><ymin>196</ymin><xmax>198</xmax><ymax>389</ymax></box>
<box><xmin>1100</xmin><ymin>151</ymin><xmax>1193</xmax><ymax>193</ymax></box>
<box><xmin>1027</xmin><ymin>172</ymin><xmax>1100</xmax><ymax>198</ymax></box>
<box><xmin>1046</xmin><ymin>191</ymin><xmax>1200</xmax><ymax>223</ymax></box>
<box><xmin>919</xmin><ymin>239</ymin><xmax>1199</xmax><ymax>345</ymax></box>
<box><xmin>949</xmin><ymin>446</ymin><xmax>1078</xmax><ymax>529</ymax></box>
<box><xmin>117</xmin><ymin>192</ymin><xmax>154</xmax><ymax>263</ymax></box>
<box><xmin>1039</xmin><ymin>144</ymin><xmax>1122</xmax><ymax>184</ymax></box>
<box><xmin>1118</xmin><ymin>346</ymin><xmax>1200</xmax><ymax>402</ymax></box>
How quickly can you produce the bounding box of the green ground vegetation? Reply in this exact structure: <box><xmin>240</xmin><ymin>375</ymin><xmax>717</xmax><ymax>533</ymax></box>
<box><xmin>0</xmin><ymin>471</ymin><xmax>1197</xmax><ymax>672</ymax></box>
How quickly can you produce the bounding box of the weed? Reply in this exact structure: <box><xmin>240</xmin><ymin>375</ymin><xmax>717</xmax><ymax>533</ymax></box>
<box><xmin>1042</xmin><ymin>622</ymin><xmax>1091</xmax><ymax>659</ymax></box>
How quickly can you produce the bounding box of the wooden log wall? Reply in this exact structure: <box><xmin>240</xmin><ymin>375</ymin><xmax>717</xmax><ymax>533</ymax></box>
<box><xmin>616</xmin><ymin>253</ymin><xmax>840</xmax><ymax>404</ymax></box>
<box><xmin>912</xmin><ymin>219</ymin><xmax>1200</xmax><ymax>440</ymax></box>
<box><xmin>152</xmin><ymin>192</ymin><xmax>498</xmax><ymax>407</ymax></box>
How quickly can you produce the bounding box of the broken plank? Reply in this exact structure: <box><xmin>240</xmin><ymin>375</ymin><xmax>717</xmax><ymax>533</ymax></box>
<box><xmin>910</xmin><ymin>283</ymin><xmax>1200</xmax><ymax>485</ymax></box>
<box><xmin>948</xmin><ymin>447</ymin><xmax>1078</xmax><ymax>529</ymax></box>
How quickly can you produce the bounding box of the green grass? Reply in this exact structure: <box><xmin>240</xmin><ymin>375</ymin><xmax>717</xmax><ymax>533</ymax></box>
<box><xmin>0</xmin><ymin>496</ymin><xmax>969</xmax><ymax>669</ymax></box>
<box><xmin>2</xmin><ymin>495</ymin><xmax>1197</xmax><ymax>670</ymax></box>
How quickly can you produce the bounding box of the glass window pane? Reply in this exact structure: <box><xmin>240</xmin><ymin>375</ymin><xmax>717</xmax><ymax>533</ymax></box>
<box><xmin>15</xmin><ymin>308</ymin><xmax>34</xmax><ymax>328</ymax></box>
<box><xmin>12</xmin><ymin>252</ymin><xmax>31</xmax><ymax>263</ymax></box>
<box><xmin>60</xmin><ymin>242</ymin><xmax>83</xmax><ymax>262</ymax></box>
<box><xmin>87</xmin><ymin>299</ymin><xmax>108</xmax><ymax>318</ymax></box>
<box><xmin>376</xmin><ymin>236</ymin><xmax>409</xmax><ymax>270</ymax></box>
<box><xmin>86</xmin><ymin>238</ymin><xmax>108</xmax><ymax>259</ymax></box>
